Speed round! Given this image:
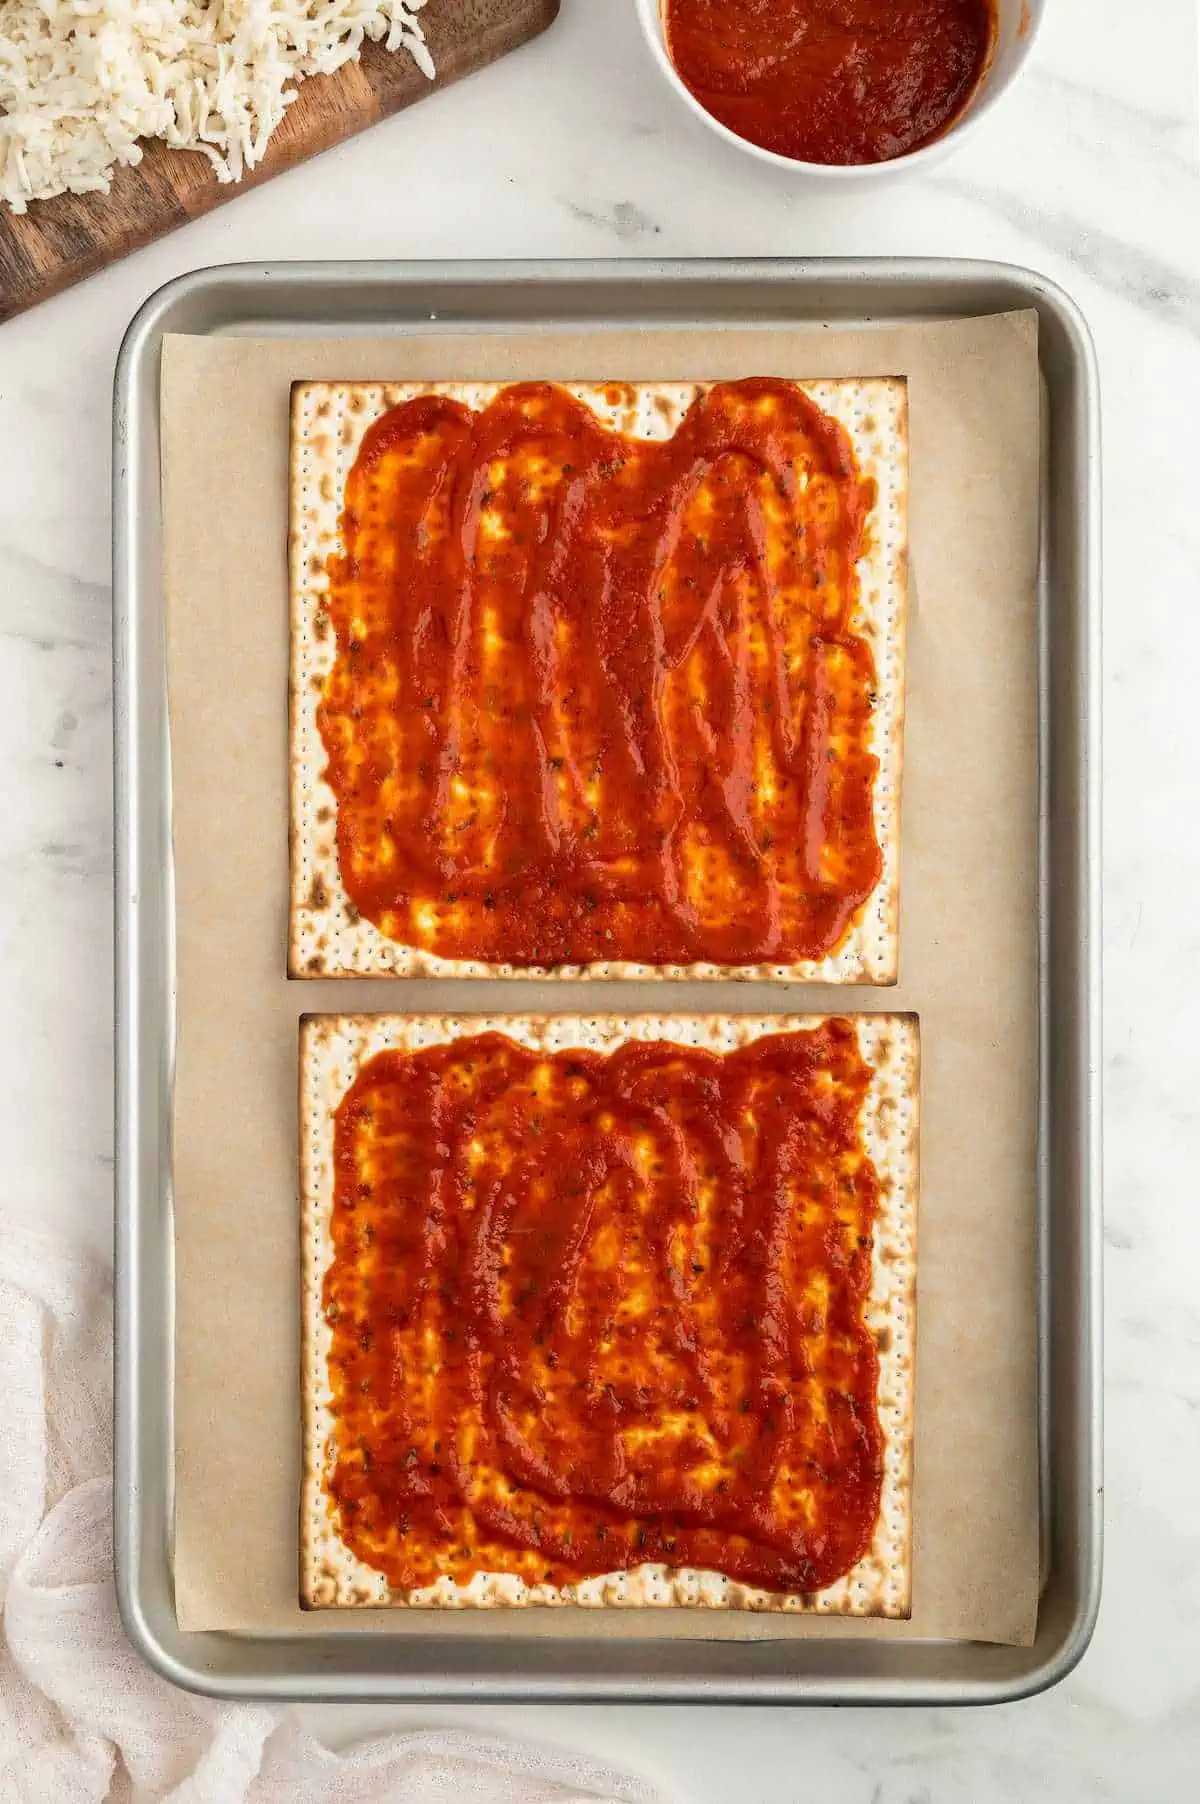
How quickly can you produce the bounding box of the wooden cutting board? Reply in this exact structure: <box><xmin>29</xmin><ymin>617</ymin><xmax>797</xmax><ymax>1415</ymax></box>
<box><xmin>0</xmin><ymin>0</ymin><xmax>560</xmax><ymax>324</ymax></box>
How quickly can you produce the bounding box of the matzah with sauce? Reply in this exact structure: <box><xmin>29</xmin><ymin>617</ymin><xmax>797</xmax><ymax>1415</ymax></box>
<box><xmin>289</xmin><ymin>378</ymin><xmax>908</xmax><ymax>982</ymax></box>
<box><xmin>300</xmin><ymin>1011</ymin><xmax>919</xmax><ymax>1615</ymax></box>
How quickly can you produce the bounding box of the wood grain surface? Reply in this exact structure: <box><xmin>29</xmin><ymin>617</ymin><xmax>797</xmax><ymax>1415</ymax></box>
<box><xmin>0</xmin><ymin>0</ymin><xmax>560</xmax><ymax>324</ymax></box>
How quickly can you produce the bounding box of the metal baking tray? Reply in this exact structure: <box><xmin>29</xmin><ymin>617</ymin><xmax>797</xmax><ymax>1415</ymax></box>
<box><xmin>113</xmin><ymin>257</ymin><xmax>1101</xmax><ymax>1702</ymax></box>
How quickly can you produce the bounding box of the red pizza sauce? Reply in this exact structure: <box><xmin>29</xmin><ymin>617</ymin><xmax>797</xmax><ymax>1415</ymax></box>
<box><xmin>319</xmin><ymin>379</ymin><xmax>881</xmax><ymax>969</ymax></box>
<box><xmin>323</xmin><ymin>1024</ymin><xmax>885</xmax><ymax>1595</ymax></box>
<box><xmin>663</xmin><ymin>0</ymin><xmax>997</xmax><ymax>166</ymax></box>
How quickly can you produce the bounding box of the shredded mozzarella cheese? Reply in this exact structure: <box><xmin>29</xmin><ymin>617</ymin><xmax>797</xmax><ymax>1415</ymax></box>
<box><xmin>0</xmin><ymin>0</ymin><xmax>433</xmax><ymax>213</ymax></box>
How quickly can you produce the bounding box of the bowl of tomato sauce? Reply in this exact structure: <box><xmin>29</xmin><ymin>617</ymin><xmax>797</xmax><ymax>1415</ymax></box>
<box><xmin>635</xmin><ymin>0</ymin><xmax>1044</xmax><ymax>176</ymax></box>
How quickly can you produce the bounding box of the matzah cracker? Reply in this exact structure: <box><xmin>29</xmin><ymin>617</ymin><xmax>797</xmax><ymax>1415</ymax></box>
<box><xmin>300</xmin><ymin>1012</ymin><xmax>919</xmax><ymax>1615</ymax></box>
<box><xmin>289</xmin><ymin>378</ymin><xmax>908</xmax><ymax>982</ymax></box>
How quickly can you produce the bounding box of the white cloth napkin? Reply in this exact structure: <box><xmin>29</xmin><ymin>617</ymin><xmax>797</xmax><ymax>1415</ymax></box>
<box><xmin>0</xmin><ymin>1222</ymin><xmax>667</xmax><ymax>1804</ymax></box>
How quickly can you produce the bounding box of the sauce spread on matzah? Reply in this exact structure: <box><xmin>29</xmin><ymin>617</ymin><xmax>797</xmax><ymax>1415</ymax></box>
<box><xmin>663</xmin><ymin>0</ymin><xmax>995</xmax><ymax>166</ymax></box>
<box><xmin>323</xmin><ymin>1024</ymin><xmax>885</xmax><ymax>1594</ymax></box>
<box><xmin>319</xmin><ymin>379</ymin><xmax>883</xmax><ymax>968</ymax></box>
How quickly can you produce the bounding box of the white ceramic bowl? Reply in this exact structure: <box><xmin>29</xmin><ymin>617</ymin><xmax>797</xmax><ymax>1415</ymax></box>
<box><xmin>634</xmin><ymin>0</ymin><xmax>1046</xmax><ymax>181</ymax></box>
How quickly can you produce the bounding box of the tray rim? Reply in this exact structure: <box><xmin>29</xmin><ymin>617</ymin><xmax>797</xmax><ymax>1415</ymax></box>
<box><xmin>113</xmin><ymin>254</ymin><xmax>1102</xmax><ymax>1704</ymax></box>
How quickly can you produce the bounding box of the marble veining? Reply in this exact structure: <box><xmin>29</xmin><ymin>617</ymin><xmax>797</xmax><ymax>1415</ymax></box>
<box><xmin>931</xmin><ymin>173</ymin><xmax>1200</xmax><ymax>339</ymax></box>
<box><xmin>1</xmin><ymin>0</ymin><xmax>1197</xmax><ymax>1794</ymax></box>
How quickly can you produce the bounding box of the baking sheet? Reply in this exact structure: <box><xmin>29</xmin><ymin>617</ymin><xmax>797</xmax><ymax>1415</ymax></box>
<box><xmin>161</xmin><ymin>311</ymin><xmax>1040</xmax><ymax>1644</ymax></box>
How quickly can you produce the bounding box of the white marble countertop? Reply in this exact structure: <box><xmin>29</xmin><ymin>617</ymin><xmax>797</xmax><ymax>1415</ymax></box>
<box><xmin>3</xmin><ymin>0</ymin><xmax>1198</xmax><ymax>1795</ymax></box>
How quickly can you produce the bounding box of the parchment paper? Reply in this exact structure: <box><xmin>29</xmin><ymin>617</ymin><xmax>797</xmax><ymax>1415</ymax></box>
<box><xmin>162</xmin><ymin>312</ymin><xmax>1040</xmax><ymax>1644</ymax></box>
